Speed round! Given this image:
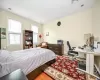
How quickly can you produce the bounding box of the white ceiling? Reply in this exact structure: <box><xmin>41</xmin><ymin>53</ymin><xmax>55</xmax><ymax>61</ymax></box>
<box><xmin>0</xmin><ymin>0</ymin><xmax>94</xmax><ymax>24</ymax></box>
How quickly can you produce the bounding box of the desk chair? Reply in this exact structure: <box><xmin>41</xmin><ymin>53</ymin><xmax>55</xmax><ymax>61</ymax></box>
<box><xmin>67</xmin><ymin>41</ymin><xmax>78</xmax><ymax>56</ymax></box>
<box><xmin>67</xmin><ymin>41</ymin><xmax>87</xmax><ymax>71</ymax></box>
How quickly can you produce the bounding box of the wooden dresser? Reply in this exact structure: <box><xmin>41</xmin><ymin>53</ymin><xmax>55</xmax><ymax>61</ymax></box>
<box><xmin>48</xmin><ymin>44</ymin><xmax>64</xmax><ymax>55</ymax></box>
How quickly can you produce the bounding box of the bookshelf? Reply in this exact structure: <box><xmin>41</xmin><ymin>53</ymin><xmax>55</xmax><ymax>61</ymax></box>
<box><xmin>23</xmin><ymin>30</ymin><xmax>33</xmax><ymax>49</ymax></box>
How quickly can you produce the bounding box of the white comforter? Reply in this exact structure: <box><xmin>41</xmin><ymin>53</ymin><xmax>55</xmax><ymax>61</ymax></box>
<box><xmin>0</xmin><ymin>48</ymin><xmax>55</xmax><ymax>77</ymax></box>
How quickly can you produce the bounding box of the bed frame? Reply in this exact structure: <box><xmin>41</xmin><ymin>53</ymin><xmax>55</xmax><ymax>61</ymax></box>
<box><xmin>27</xmin><ymin>59</ymin><xmax>55</xmax><ymax>80</ymax></box>
<box><xmin>27</xmin><ymin>44</ymin><xmax>63</xmax><ymax>80</ymax></box>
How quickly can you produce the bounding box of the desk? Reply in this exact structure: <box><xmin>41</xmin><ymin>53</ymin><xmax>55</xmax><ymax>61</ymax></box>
<box><xmin>75</xmin><ymin>49</ymin><xmax>100</xmax><ymax>78</ymax></box>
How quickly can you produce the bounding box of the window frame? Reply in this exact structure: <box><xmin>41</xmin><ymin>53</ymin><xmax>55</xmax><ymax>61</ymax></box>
<box><xmin>31</xmin><ymin>25</ymin><xmax>39</xmax><ymax>44</ymax></box>
<box><xmin>8</xmin><ymin>19</ymin><xmax>22</xmax><ymax>45</ymax></box>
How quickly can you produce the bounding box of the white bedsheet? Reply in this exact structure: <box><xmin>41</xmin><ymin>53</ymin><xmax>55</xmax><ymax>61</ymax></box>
<box><xmin>0</xmin><ymin>48</ymin><xmax>56</xmax><ymax>77</ymax></box>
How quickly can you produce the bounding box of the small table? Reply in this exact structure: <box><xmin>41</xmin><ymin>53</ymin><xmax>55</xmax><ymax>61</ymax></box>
<box><xmin>0</xmin><ymin>69</ymin><xmax>28</xmax><ymax>80</ymax></box>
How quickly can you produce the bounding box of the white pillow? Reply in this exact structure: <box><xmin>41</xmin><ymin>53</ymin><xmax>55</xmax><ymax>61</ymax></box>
<box><xmin>0</xmin><ymin>50</ymin><xmax>14</xmax><ymax>63</ymax></box>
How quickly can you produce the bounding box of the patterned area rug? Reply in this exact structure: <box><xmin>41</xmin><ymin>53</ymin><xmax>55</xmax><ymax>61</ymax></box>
<box><xmin>44</xmin><ymin>66</ymin><xmax>75</xmax><ymax>80</ymax></box>
<box><xmin>44</xmin><ymin>56</ymin><xmax>96</xmax><ymax>80</ymax></box>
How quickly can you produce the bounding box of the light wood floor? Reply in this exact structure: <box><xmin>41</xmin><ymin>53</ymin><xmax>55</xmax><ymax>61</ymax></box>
<box><xmin>35</xmin><ymin>72</ymin><xmax>53</xmax><ymax>80</ymax></box>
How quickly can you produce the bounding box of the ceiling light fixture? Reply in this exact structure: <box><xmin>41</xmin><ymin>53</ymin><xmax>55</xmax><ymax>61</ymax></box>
<box><xmin>8</xmin><ymin>8</ymin><xmax>12</xmax><ymax>10</ymax></box>
<box><xmin>81</xmin><ymin>4</ymin><xmax>84</xmax><ymax>7</ymax></box>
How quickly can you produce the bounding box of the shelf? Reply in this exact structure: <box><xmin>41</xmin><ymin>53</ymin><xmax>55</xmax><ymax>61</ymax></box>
<box><xmin>76</xmin><ymin>58</ymin><xmax>86</xmax><ymax>62</ymax></box>
<box><xmin>76</xmin><ymin>68</ymin><xmax>100</xmax><ymax>79</ymax></box>
<box><xmin>25</xmin><ymin>39</ymin><xmax>32</xmax><ymax>41</ymax></box>
<box><xmin>94</xmin><ymin>64</ymin><xmax>100</xmax><ymax>75</ymax></box>
<box><xmin>94</xmin><ymin>64</ymin><xmax>100</xmax><ymax>78</ymax></box>
<box><xmin>25</xmin><ymin>44</ymin><xmax>33</xmax><ymax>46</ymax></box>
<box><xmin>23</xmin><ymin>30</ymin><xmax>33</xmax><ymax>49</ymax></box>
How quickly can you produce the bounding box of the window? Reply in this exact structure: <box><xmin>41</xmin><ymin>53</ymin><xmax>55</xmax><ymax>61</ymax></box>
<box><xmin>31</xmin><ymin>26</ymin><xmax>38</xmax><ymax>44</ymax></box>
<box><xmin>8</xmin><ymin>19</ymin><xmax>21</xmax><ymax>45</ymax></box>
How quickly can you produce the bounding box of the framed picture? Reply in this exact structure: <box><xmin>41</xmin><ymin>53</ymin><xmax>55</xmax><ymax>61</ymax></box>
<box><xmin>46</xmin><ymin>32</ymin><xmax>49</xmax><ymax>36</ymax></box>
<box><xmin>1</xmin><ymin>28</ymin><xmax>6</xmax><ymax>39</ymax></box>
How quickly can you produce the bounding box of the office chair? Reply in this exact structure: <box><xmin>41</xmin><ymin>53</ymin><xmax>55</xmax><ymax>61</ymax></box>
<box><xmin>67</xmin><ymin>41</ymin><xmax>78</xmax><ymax>56</ymax></box>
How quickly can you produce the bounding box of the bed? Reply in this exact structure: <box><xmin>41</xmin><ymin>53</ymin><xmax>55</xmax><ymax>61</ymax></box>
<box><xmin>0</xmin><ymin>48</ymin><xmax>56</xmax><ymax>79</ymax></box>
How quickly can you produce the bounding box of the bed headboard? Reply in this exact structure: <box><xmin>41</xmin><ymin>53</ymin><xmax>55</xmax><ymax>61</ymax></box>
<box><xmin>48</xmin><ymin>44</ymin><xmax>64</xmax><ymax>55</ymax></box>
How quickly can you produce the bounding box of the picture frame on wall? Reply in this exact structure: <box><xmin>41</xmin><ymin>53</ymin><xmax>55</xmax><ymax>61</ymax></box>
<box><xmin>1</xmin><ymin>28</ymin><xmax>6</xmax><ymax>39</ymax></box>
<box><xmin>46</xmin><ymin>32</ymin><xmax>49</xmax><ymax>36</ymax></box>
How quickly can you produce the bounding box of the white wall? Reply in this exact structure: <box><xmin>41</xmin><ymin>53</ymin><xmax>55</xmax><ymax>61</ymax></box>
<box><xmin>0</xmin><ymin>9</ymin><xmax>3</xmax><ymax>27</ymax></box>
<box><xmin>0</xmin><ymin>10</ymin><xmax>43</xmax><ymax>51</ymax></box>
<box><xmin>0</xmin><ymin>0</ymin><xmax>99</xmax><ymax>52</ymax></box>
<box><xmin>92</xmin><ymin>0</ymin><xmax>100</xmax><ymax>40</ymax></box>
<box><xmin>0</xmin><ymin>12</ymin><xmax>1</xmax><ymax>25</ymax></box>
<box><xmin>92</xmin><ymin>0</ymin><xmax>100</xmax><ymax>70</ymax></box>
<box><xmin>43</xmin><ymin>9</ymin><xmax>93</xmax><ymax>53</ymax></box>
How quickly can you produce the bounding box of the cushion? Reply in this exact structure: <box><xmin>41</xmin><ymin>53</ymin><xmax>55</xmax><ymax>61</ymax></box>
<box><xmin>42</xmin><ymin>42</ymin><xmax>47</xmax><ymax>46</ymax></box>
<box><xmin>0</xmin><ymin>50</ymin><xmax>14</xmax><ymax>63</ymax></box>
<box><xmin>41</xmin><ymin>42</ymin><xmax>48</xmax><ymax>47</ymax></box>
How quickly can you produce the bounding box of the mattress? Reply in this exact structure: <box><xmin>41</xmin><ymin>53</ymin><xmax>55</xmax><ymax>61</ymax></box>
<box><xmin>0</xmin><ymin>48</ymin><xmax>56</xmax><ymax>77</ymax></box>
